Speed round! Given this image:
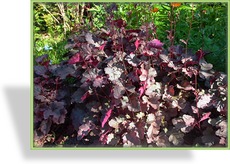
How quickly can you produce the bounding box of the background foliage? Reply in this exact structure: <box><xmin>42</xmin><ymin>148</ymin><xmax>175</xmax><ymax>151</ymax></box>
<box><xmin>33</xmin><ymin>2</ymin><xmax>227</xmax><ymax>72</ymax></box>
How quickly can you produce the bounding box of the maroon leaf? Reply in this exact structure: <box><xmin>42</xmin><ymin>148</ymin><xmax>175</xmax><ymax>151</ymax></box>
<box><xmin>99</xmin><ymin>130</ymin><xmax>111</xmax><ymax>144</ymax></box>
<box><xmin>148</xmin><ymin>39</ymin><xmax>163</xmax><ymax>49</ymax></box>
<box><xmin>68</xmin><ymin>53</ymin><xmax>81</xmax><ymax>64</ymax></box>
<box><xmin>139</xmin><ymin>81</ymin><xmax>147</xmax><ymax>98</ymax></box>
<box><xmin>196</xmin><ymin>49</ymin><xmax>205</xmax><ymax>61</ymax></box>
<box><xmin>99</xmin><ymin>42</ymin><xmax>106</xmax><ymax>51</ymax></box>
<box><xmin>124</xmin><ymin>130</ymin><xmax>141</xmax><ymax>145</ymax></box>
<box><xmin>81</xmin><ymin>91</ymin><xmax>90</xmax><ymax>102</ymax></box>
<box><xmin>135</xmin><ymin>39</ymin><xmax>140</xmax><ymax>50</ymax></box>
<box><xmin>101</xmin><ymin>109</ymin><xmax>112</xmax><ymax>128</ymax></box>
<box><xmin>136</xmin><ymin>121</ymin><xmax>145</xmax><ymax>139</ymax></box>
<box><xmin>168</xmin><ymin>85</ymin><xmax>175</xmax><ymax>96</ymax></box>
<box><xmin>127</xmin><ymin>94</ymin><xmax>141</xmax><ymax>112</ymax></box>
<box><xmin>199</xmin><ymin>112</ymin><xmax>211</xmax><ymax>123</ymax></box>
<box><xmin>112</xmin><ymin>19</ymin><xmax>126</xmax><ymax>28</ymax></box>
<box><xmin>183</xmin><ymin>61</ymin><xmax>198</xmax><ymax>67</ymax></box>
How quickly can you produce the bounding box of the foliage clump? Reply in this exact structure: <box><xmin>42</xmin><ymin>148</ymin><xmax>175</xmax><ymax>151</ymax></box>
<box><xmin>34</xmin><ymin>17</ymin><xmax>227</xmax><ymax>147</ymax></box>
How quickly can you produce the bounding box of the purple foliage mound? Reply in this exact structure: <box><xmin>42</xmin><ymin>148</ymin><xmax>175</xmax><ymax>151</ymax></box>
<box><xmin>34</xmin><ymin>19</ymin><xmax>227</xmax><ymax>147</ymax></box>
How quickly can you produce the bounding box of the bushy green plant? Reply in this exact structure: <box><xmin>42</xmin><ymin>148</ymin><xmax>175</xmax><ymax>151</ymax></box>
<box><xmin>33</xmin><ymin>3</ymin><xmax>87</xmax><ymax>64</ymax></box>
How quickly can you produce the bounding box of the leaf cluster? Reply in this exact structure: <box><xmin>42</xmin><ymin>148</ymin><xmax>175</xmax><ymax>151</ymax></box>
<box><xmin>34</xmin><ymin>18</ymin><xmax>227</xmax><ymax>147</ymax></box>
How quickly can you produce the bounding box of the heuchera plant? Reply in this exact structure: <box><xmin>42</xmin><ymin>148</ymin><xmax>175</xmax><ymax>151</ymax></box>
<box><xmin>34</xmin><ymin>18</ymin><xmax>227</xmax><ymax>147</ymax></box>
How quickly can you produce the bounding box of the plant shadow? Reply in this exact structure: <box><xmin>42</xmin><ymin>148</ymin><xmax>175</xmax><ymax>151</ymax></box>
<box><xmin>5</xmin><ymin>86</ymin><xmax>193</xmax><ymax>160</ymax></box>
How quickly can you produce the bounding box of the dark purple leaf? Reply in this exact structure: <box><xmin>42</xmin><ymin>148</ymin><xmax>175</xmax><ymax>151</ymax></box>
<box><xmin>53</xmin><ymin>65</ymin><xmax>76</xmax><ymax>79</ymax></box>
<box><xmin>77</xmin><ymin>121</ymin><xmax>95</xmax><ymax>140</ymax></box>
<box><xmin>35</xmin><ymin>54</ymin><xmax>48</xmax><ymax>64</ymax></box>
<box><xmin>42</xmin><ymin>101</ymin><xmax>67</xmax><ymax>124</ymax></box>
<box><xmin>71</xmin><ymin>108</ymin><xmax>86</xmax><ymax>130</ymax></box>
<box><xmin>215</xmin><ymin>120</ymin><xmax>227</xmax><ymax>137</ymax></box>
<box><xmin>128</xmin><ymin>71</ymin><xmax>139</xmax><ymax>82</ymax></box>
<box><xmin>56</xmin><ymin>88</ymin><xmax>70</xmax><ymax>100</ymax></box>
<box><xmin>125</xmin><ymin>53</ymin><xmax>140</xmax><ymax>67</ymax></box>
<box><xmin>127</xmin><ymin>94</ymin><xmax>140</xmax><ymax>112</ymax></box>
<box><xmin>40</xmin><ymin>119</ymin><xmax>52</xmax><ymax>135</ymax></box>
<box><xmin>34</xmin><ymin>85</ymin><xmax>41</xmax><ymax>97</ymax></box>
<box><xmin>34</xmin><ymin>65</ymin><xmax>47</xmax><ymax>77</ymax></box>
<box><xmin>35</xmin><ymin>95</ymin><xmax>47</xmax><ymax>102</ymax></box>
<box><xmin>113</xmin><ymin>84</ymin><xmax>125</xmax><ymax>99</ymax></box>
<box><xmin>71</xmin><ymin>88</ymin><xmax>87</xmax><ymax>103</ymax></box>
<box><xmin>136</xmin><ymin>121</ymin><xmax>145</xmax><ymax>139</ymax></box>
<box><xmin>124</xmin><ymin>130</ymin><xmax>141</xmax><ymax>145</ymax></box>
<box><xmin>50</xmin><ymin>101</ymin><xmax>67</xmax><ymax>124</ymax></box>
<box><xmin>43</xmin><ymin>108</ymin><xmax>52</xmax><ymax>119</ymax></box>
<box><xmin>106</xmin><ymin>133</ymin><xmax>119</xmax><ymax>145</ymax></box>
